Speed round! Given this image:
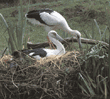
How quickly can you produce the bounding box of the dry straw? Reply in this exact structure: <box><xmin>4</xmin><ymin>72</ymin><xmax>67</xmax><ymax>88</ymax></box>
<box><xmin>0</xmin><ymin>50</ymin><xmax>81</xmax><ymax>98</ymax></box>
<box><xmin>0</xmin><ymin>55</ymin><xmax>12</xmax><ymax>67</ymax></box>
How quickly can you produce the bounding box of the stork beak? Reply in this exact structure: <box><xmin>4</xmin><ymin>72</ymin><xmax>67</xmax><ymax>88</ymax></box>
<box><xmin>54</xmin><ymin>33</ymin><xmax>70</xmax><ymax>45</ymax></box>
<box><xmin>77</xmin><ymin>36</ymin><xmax>82</xmax><ymax>49</ymax></box>
<box><xmin>55</xmin><ymin>34</ymin><xmax>65</xmax><ymax>42</ymax></box>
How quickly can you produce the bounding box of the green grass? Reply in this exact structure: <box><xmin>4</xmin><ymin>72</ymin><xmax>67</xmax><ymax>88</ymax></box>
<box><xmin>0</xmin><ymin>0</ymin><xmax>109</xmax><ymax>54</ymax></box>
<box><xmin>0</xmin><ymin>1</ymin><xmax>109</xmax><ymax>49</ymax></box>
<box><xmin>0</xmin><ymin>0</ymin><xmax>109</xmax><ymax>97</ymax></box>
<box><xmin>78</xmin><ymin>43</ymin><xmax>109</xmax><ymax>97</ymax></box>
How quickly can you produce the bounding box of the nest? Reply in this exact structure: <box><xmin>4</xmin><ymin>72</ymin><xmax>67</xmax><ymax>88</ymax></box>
<box><xmin>0</xmin><ymin>51</ymin><xmax>81</xmax><ymax>99</ymax></box>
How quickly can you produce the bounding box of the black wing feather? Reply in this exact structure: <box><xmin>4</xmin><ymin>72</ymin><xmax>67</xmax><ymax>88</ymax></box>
<box><xmin>26</xmin><ymin>9</ymin><xmax>53</xmax><ymax>25</ymax></box>
<box><xmin>12</xmin><ymin>48</ymin><xmax>47</xmax><ymax>58</ymax></box>
<box><xmin>22</xmin><ymin>48</ymin><xmax>47</xmax><ymax>57</ymax></box>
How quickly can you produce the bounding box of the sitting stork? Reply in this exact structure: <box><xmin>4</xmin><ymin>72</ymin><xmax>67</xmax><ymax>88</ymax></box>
<box><xmin>12</xmin><ymin>30</ymin><xmax>65</xmax><ymax>60</ymax></box>
<box><xmin>25</xmin><ymin>8</ymin><xmax>82</xmax><ymax>48</ymax></box>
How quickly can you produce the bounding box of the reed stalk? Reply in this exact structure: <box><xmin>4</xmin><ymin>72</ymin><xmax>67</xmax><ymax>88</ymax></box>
<box><xmin>0</xmin><ymin>13</ymin><xmax>8</xmax><ymax>28</ymax></box>
<box><xmin>0</xmin><ymin>0</ymin><xmax>29</xmax><ymax>53</ymax></box>
<box><xmin>91</xmin><ymin>20</ymin><xmax>95</xmax><ymax>39</ymax></box>
<box><xmin>108</xmin><ymin>39</ymin><xmax>110</xmax><ymax>79</ymax></box>
<box><xmin>17</xmin><ymin>0</ymin><xmax>24</xmax><ymax>50</ymax></box>
<box><xmin>105</xmin><ymin>7</ymin><xmax>110</xmax><ymax>79</ymax></box>
<box><xmin>78</xmin><ymin>41</ymin><xmax>108</xmax><ymax>97</ymax></box>
<box><xmin>94</xmin><ymin>19</ymin><xmax>101</xmax><ymax>40</ymax></box>
<box><xmin>0</xmin><ymin>13</ymin><xmax>16</xmax><ymax>53</ymax></box>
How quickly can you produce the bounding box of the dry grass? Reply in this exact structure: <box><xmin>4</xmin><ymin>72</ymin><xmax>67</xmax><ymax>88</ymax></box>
<box><xmin>0</xmin><ymin>51</ymin><xmax>81</xmax><ymax>99</ymax></box>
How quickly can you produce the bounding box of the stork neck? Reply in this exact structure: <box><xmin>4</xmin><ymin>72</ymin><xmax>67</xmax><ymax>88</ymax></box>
<box><xmin>62</xmin><ymin>22</ymin><xmax>74</xmax><ymax>34</ymax></box>
<box><xmin>49</xmin><ymin>36</ymin><xmax>65</xmax><ymax>53</ymax></box>
<box><xmin>64</xmin><ymin>26</ymin><xmax>79</xmax><ymax>36</ymax></box>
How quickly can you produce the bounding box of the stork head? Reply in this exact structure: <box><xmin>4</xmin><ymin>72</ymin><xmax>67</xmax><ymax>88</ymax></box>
<box><xmin>48</xmin><ymin>30</ymin><xmax>64</xmax><ymax>42</ymax></box>
<box><xmin>25</xmin><ymin>10</ymin><xmax>37</xmax><ymax>18</ymax></box>
<box><xmin>71</xmin><ymin>30</ymin><xmax>82</xmax><ymax>48</ymax></box>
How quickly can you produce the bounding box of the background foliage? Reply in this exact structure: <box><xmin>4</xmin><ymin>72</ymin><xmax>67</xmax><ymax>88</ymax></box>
<box><xmin>0</xmin><ymin>0</ymin><xmax>109</xmax><ymax>98</ymax></box>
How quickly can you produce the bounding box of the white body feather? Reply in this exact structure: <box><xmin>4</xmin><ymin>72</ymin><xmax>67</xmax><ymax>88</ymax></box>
<box><xmin>26</xmin><ymin>9</ymin><xmax>82</xmax><ymax>48</ymax></box>
<box><xmin>29</xmin><ymin>30</ymin><xmax>65</xmax><ymax>60</ymax></box>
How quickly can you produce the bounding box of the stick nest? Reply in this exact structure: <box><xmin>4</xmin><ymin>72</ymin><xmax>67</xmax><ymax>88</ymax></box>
<box><xmin>0</xmin><ymin>51</ymin><xmax>81</xmax><ymax>99</ymax></box>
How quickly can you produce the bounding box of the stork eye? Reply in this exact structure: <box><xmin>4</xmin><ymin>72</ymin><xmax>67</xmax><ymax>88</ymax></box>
<box><xmin>52</xmin><ymin>33</ymin><xmax>56</xmax><ymax>36</ymax></box>
<box><xmin>77</xmin><ymin>35</ymin><xmax>79</xmax><ymax>39</ymax></box>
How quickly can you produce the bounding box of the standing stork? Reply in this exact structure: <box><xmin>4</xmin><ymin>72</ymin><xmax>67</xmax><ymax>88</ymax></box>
<box><xmin>12</xmin><ymin>30</ymin><xmax>65</xmax><ymax>60</ymax></box>
<box><xmin>25</xmin><ymin>8</ymin><xmax>82</xmax><ymax>48</ymax></box>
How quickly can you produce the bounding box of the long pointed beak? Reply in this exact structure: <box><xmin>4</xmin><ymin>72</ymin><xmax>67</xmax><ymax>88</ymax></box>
<box><xmin>56</xmin><ymin>34</ymin><xmax>65</xmax><ymax>42</ymax></box>
<box><xmin>77</xmin><ymin>36</ymin><xmax>82</xmax><ymax>49</ymax></box>
<box><xmin>55</xmin><ymin>34</ymin><xmax>69</xmax><ymax>45</ymax></box>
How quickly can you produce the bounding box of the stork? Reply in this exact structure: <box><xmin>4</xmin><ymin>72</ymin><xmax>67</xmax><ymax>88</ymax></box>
<box><xmin>25</xmin><ymin>8</ymin><xmax>82</xmax><ymax>48</ymax></box>
<box><xmin>12</xmin><ymin>30</ymin><xmax>65</xmax><ymax>60</ymax></box>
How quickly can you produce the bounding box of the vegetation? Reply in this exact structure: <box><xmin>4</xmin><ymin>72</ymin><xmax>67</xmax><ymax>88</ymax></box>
<box><xmin>0</xmin><ymin>0</ymin><xmax>109</xmax><ymax>99</ymax></box>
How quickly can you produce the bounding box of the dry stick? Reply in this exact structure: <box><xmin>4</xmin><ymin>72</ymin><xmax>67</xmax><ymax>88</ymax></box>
<box><xmin>1</xmin><ymin>47</ymin><xmax>8</xmax><ymax>58</ymax></box>
<box><xmin>16</xmin><ymin>83</ymin><xmax>56</xmax><ymax>98</ymax></box>
<box><xmin>27</xmin><ymin>37</ymin><xmax>109</xmax><ymax>49</ymax></box>
<box><xmin>11</xmin><ymin>71</ymin><xmax>18</xmax><ymax>88</ymax></box>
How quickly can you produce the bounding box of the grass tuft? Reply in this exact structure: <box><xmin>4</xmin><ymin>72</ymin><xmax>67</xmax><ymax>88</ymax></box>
<box><xmin>78</xmin><ymin>43</ymin><xmax>109</xmax><ymax>97</ymax></box>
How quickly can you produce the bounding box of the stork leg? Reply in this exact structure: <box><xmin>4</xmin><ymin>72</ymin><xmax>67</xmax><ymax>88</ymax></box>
<box><xmin>47</xmin><ymin>36</ymin><xmax>56</xmax><ymax>49</ymax></box>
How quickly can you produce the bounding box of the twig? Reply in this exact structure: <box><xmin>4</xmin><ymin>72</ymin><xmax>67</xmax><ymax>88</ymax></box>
<box><xmin>11</xmin><ymin>71</ymin><xmax>18</xmax><ymax>88</ymax></box>
<box><xmin>1</xmin><ymin>47</ymin><xmax>8</xmax><ymax>58</ymax></box>
<box><xmin>27</xmin><ymin>37</ymin><xmax>109</xmax><ymax>49</ymax></box>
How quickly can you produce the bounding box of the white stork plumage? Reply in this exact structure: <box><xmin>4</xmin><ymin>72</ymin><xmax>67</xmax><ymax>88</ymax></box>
<box><xmin>25</xmin><ymin>8</ymin><xmax>82</xmax><ymax>48</ymax></box>
<box><xmin>12</xmin><ymin>30</ymin><xmax>65</xmax><ymax>60</ymax></box>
